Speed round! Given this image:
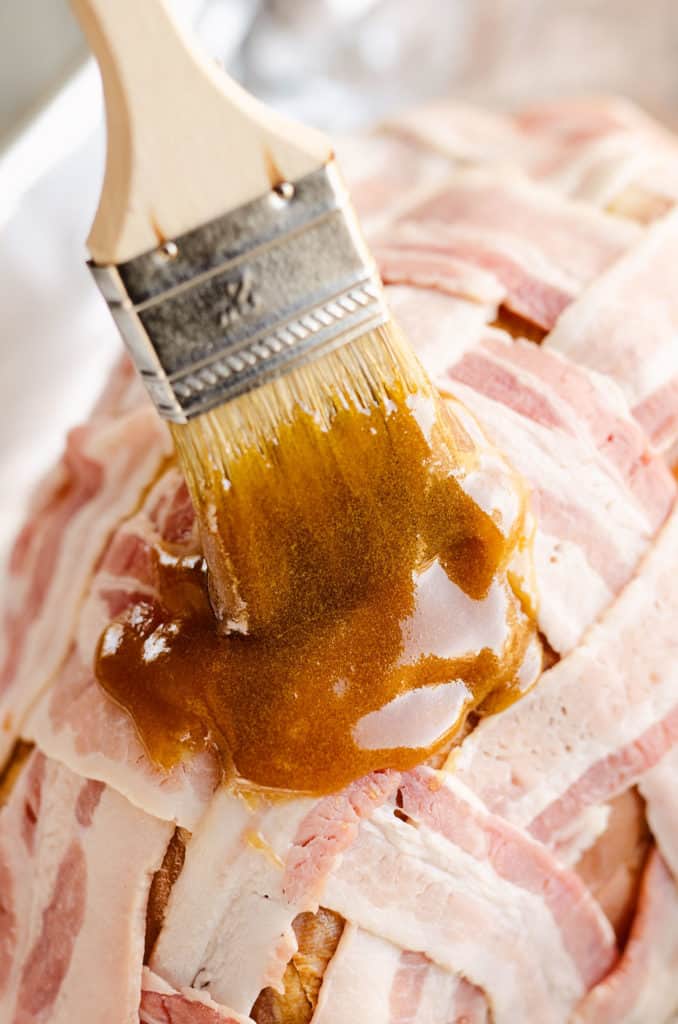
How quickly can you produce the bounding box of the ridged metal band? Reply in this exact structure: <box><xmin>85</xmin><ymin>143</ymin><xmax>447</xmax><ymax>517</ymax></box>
<box><xmin>89</xmin><ymin>162</ymin><xmax>389</xmax><ymax>422</ymax></box>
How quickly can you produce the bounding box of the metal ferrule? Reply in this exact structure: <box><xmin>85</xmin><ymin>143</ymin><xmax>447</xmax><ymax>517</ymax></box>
<box><xmin>89</xmin><ymin>162</ymin><xmax>389</xmax><ymax>422</ymax></box>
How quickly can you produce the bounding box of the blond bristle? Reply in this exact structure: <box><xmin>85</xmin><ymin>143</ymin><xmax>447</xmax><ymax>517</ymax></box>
<box><xmin>171</xmin><ymin>322</ymin><xmax>429</xmax><ymax>487</ymax></box>
<box><xmin>170</xmin><ymin>321</ymin><xmax>436</xmax><ymax>633</ymax></box>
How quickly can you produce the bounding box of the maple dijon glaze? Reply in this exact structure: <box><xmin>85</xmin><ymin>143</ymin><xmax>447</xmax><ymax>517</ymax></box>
<box><xmin>96</xmin><ymin>327</ymin><xmax>540</xmax><ymax>794</ymax></box>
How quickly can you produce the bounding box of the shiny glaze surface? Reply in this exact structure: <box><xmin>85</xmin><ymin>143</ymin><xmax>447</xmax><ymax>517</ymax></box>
<box><xmin>97</xmin><ymin>333</ymin><xmax>538</xmax><ymax>793</ymax></box>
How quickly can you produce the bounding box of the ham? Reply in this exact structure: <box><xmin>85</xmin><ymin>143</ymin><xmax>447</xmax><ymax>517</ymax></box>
<box><xmin>573</xmin><ymin>789</ymin><xmax>652</xmax><ymax>944</ymax></box>
<box><xmin>0</xmin><ymin>752</ymin><xmax>172</xmax><ymax>1024</ymax></box>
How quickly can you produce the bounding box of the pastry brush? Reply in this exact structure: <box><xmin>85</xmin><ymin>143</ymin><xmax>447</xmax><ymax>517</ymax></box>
<box><xmin>72</xmin><ymin>0</ymin><xmax>435</xmax><ymax>634</ymax></box>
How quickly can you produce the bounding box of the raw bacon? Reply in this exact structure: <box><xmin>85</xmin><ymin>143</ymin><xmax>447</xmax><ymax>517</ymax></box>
<box><xmin>0</xmin><ymin>358</ymin><xmax>171</xmax><ymax>764</ymax></box>
<box><xmin>24</xmin><ymin>467</ymin><xmax>220</xmax><ymax>828</ymax></box>
<box><xmin>2</xmin><ymin>94</ymin><xmax>678</xmax><ymax>1024</ymax></box>
<box><xmin>26</xmin><ymin>396</ymin><xmax>529</xmax><ymax>828</ymax></box>
<box><xmin>545</xmin><ymin>207</ymin><xmax>678</xmax><ymax>453</ymax></box>
<box><xmin>0</xmin><ymin>752</ymin><xmax>172</xmax><ymax>1024</ymax></box>
<box><xmin>317</xmin><ymin>772</ymin><xmax>614</xmax><ymax>1023</ymax></box>
<box><xmin>140</xmin><ymin>969</ymin><xmax>250</xmax><ymax>1024</ymax></box>
<box><xmin>515</xmin><ymin>96</ymin><xmax>678</xmax><ymax>214</ymax></box>
<box><xmin>384</xmin><ymin>283</ymin><xmax>496</xmax><ymax>379</ymax></box>
<box><xmin>443</xmin><ymin>333</ymin><xmax>675</xmax><ymax>652</ymax></box>
<box><xmin>454</xmin><ymin>502</ymin><xmax>678</xmax><ymax>838</ymax></box>
<box><xmin>382</xmin><ymin>99</ymin><xmax>528</xmax><ymax>167</ymax></box>
<box><xmin>373</xmin><ymin>171</ymin><xmax>638</xmax><ymax>333</ymax></box>
<box><xmin>385</xmin><ymin>95</ymin><xmax>678</xmax><ymax>222</ymax></box>
<box><xmin>574</xmin><ymin>850</ymin><xmax>678</xmax><ymax>1024</ymax></box>
<box><xmin>639</xmin><ymin>747</ymin><xmax>678</xmax><ymax>881</ymax></box>
<box><xmin>149</xmin><ymin>787</ymin><xmax>315</xmax><ymax>1014</ymax></box>
<box><xmin>335</xmin><ymin>133</ymin><xmax>451</xmax><ymax>231</ymax></box>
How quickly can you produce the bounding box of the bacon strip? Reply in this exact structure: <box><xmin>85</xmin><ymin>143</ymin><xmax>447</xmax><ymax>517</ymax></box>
<box><xmin>0</xmin><ymin>370</ymin><xmax>170</xmax><ymax>763</ymax></box>
<box><xmin>444</xmin><ymin>334</ymin><xmax>675</xmax><ymax>653</ymax></box>
<box><xmin>399</xmin><ymin>769</ymin><xmax>615</xmax><ymax>989</ymax></box>
<box><xmin>313</xmin><ymin>772</ymin><xmax>614</xmax><ymax>1024</ymax></box>
<box><xmin>140</xmin><ymin>968</ymin><xmax>251</xmax><ymax>1024</ymax></box>
<box><xmin>377</xmin><ymin>222</ymin><xmax>574</xmax><ymax>332</ymax></box>
<box><xmin>6</xmin><ymin>95</ymin><xmax>678</xmax><ymax>1024</ymax></box>
<box><xmin>337</xmin><ymin>132</ymin><xmax>453</xmax><ymax>231</ymax></box>
<box><xmin>311</xmin><ymin>928</ymin><xmax>408</xmax><ymax>1024</ymax></box>
<box><xmin>154</xmin><ymin>772</ymin><xmax>492</xmax><ymax>1022</ymax></box>
<box><xmin>311</xmin><ymin>926</ymin><xmax>488</xmax><ymax>1024</ymax></box>
<box><xmin>384</xmin><ymin>283</ymin><xmax>496</xmax><ymax>381</ymax></box>
<box><xmin>282</xmin><ymin>772</ymin><xmax>401</xmax><ymax>908</ymax></box>
<box><xmin>545</xmin><ymin>206</ymin><xmax>678</xmax><ymax>455</ymax></box>
<box><xmin>475</xmin><ymin>334</ymin><xmax>674</xmax><ymax>528</ymax></box>
<box><xmin>387</xmin><ymin>95</ymin><xmax>678</xmax><ymax>220</ymax></box>
<box><xmin>377</xmin><ymin>230</ymin><xmax>508</xmax><ymax>306</ymax></box>
<box><xmin>455</xmin><ymin>501</ymin><xmax>678</xmax><ymax>841</ymax></box>
<box><xmin>380</xmin><ymin>171</ymin><xmax>638</xmax><ymax>330</ymax></box>
<box><xmin>574</xmin><ymin>850</ymin><xmax>678</xmax><ymax>1024</ymax></box>
<box><xmin>639</xmin><ymin>746</ymin><xmax>678</xmax><ymax>881</ymax></box>
<box><xmin>0</xmin><ymin>752</ymin><xmax>172</xmax><ymax>1024</ymax></box>
<box><xmin>151</xmin><ymin>787</ymin><xmax>315</xmax><ymax>1015</ymax></box>
<box><xmin>515</xmin><ymin>97</ymin><xmax>678</xmax><ymax>215</ymax></box>
<box><xmin>382</xmin><ymin>99</ymin><xmax>530</xmax><ymax>172</ymax></box>
<box><xmin>91</xmin><ymin>353</ymin><xmax>150</xmax><ymax>419</ymax></box>
<box><xmin>633</xmin><ymin>376</ymin><xmax>678</xmax><ymax>456</ymax></box>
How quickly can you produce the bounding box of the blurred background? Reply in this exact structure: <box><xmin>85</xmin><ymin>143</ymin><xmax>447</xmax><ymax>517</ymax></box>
<box><xmin>1</xmin><ymin>0</ymin><xmax>677</xmax><ymax>565</ymax></box>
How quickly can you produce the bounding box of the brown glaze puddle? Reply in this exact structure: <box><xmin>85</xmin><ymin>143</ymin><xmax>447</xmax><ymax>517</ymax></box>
<box><xmin>97</xmin><ymin>333</ymin><xmax>537</xmax><ymax>794</ymax></box>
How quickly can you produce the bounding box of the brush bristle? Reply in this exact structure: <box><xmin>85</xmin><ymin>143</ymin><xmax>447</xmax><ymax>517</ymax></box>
<box><xmin>172</xmin><ymin>323</ymin><xmax>428</xmax><ymax>469</ymax></box>
<box><xmin>171</xmin><ymin>321</ymin><xmax>483</xmax><ymax>636</ymax></box>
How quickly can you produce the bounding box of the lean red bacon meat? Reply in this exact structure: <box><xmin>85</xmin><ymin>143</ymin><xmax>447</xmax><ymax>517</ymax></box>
<box><xmin>1</xmin><ymin>95</ymin><xmax>678</xmax><ymax>1024</ymax></box>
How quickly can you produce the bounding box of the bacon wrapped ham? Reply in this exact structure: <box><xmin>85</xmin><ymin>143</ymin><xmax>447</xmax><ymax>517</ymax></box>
<box><xmin>2</xmin><ymin>95</ymin><xmax>678</xmax><ymax>1023</ymax></box>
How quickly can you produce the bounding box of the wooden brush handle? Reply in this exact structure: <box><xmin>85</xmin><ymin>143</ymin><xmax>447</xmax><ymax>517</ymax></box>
<box><xmin>70</xmin><ymin>0</ymin><xmax>332</xmax><ymax>265</ymax></box>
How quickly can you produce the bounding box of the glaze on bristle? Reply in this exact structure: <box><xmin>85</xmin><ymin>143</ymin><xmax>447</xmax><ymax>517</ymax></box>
<box><xmin>170</xmin><ymin>321</ymin><xmax>430</xmax><ymax>631</ymax></box>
